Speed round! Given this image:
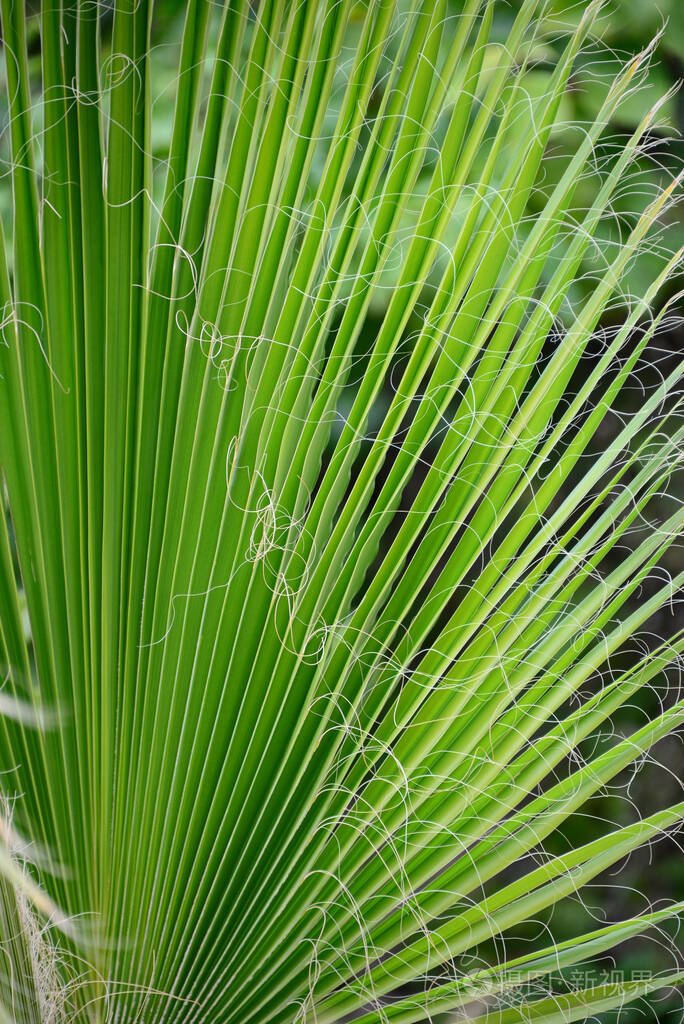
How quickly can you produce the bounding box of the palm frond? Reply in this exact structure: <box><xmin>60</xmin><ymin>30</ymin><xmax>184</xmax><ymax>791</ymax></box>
<box><xmin>0</xmin><ymin>1</ymin><xmax>682</xmax><ymax>1021</ymax></box>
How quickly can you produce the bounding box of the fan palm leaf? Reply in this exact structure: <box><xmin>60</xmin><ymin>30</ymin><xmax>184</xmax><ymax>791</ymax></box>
<box><xmin>0</xmin><ymin>0</ymin><xmax>682</xmax><ymax>1021</ymax></box>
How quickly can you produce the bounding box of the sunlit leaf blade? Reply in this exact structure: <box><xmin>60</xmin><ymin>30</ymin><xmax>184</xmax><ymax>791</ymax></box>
<box><xmin>0</xmin><ymin>1</ymin><xmax>682</xmax><ymax>1021</ymax></box>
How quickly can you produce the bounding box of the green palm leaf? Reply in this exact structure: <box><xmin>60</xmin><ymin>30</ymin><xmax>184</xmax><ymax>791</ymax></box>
<box><xmin>0</xmin><ymin>1</ymin><xmax>682</xmax><ymax>1020</ymax></box>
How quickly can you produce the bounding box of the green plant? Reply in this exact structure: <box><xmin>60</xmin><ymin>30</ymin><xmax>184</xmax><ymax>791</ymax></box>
<box><xmin>0</xmin><ymin>0</ymin><xmax>683</xmax><ymax>1021</ymax></box>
